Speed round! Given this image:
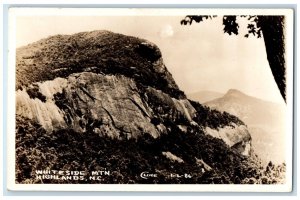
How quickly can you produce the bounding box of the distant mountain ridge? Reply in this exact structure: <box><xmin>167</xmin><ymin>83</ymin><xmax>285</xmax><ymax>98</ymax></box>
<box><xmin>204</xmin><ymin>89</ymin><xmax>286</xmax><ymax>164</ymax></box>
<box><xmin>187</xmin><ymin>90</ymin><xmax>223</xmax><ymax>103</ymax></box>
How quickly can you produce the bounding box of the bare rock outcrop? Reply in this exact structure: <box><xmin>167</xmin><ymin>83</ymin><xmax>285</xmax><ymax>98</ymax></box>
<box><xmin>205</xmin><ymin>124</ymin><xmax>251</xmax><ymax>156</ymax></box>
<box><xmin>16</xmin><ymin>30</ymin><xmax>252</xmax><ymax>155</ymax></box>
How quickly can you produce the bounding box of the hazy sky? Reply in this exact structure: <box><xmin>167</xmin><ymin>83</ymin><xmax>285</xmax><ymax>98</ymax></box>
<box><xmin>16</xmin><ymin>15</ymin><xmax>284</xmax><ymax>103</ymax></box>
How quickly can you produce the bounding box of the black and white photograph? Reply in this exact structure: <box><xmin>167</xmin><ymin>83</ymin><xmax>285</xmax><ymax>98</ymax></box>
<box><xmin>7</xmin><ymin>8</ymin><xmax>294</xmax><ymax>191</ymax></box>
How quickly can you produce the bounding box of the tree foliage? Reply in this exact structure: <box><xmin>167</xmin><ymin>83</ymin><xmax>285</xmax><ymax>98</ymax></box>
<box><xmin>16</xmin><ymin>115</ymin><xmax>285</xmax><ymax>184</ymax></box>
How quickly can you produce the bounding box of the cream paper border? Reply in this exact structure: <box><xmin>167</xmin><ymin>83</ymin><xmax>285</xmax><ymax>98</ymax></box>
<box><xmin>7</xmin><ymin>8</ymin><xmax>294</xmax><ymax>192</ymax></box>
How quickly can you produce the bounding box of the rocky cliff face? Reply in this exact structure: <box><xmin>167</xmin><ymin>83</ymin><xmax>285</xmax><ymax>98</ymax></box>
<box><xmin>16</xmin><ymin>31</ymin><xmax>251</xmax><ymax>156</ymax></box>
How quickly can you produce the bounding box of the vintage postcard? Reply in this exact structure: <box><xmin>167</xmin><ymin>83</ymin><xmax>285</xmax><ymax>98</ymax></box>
<box><xmin>7</xmin><ymin>8</ymin><xmax>294</xmax><ymax>192</ymax></box>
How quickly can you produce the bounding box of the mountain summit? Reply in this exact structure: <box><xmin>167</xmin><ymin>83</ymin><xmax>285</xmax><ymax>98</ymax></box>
<box><xmin>16</xmin><ymin>30</ymin><xmax>183</xmax><ymax>99</ymax></box>
<box><xmin>15</xmin><ymin>31</ymin><xmax>284</xmax><ymax>184</ymax></box>
<box><xmin>225</xmin><ymin>89</ymin><xmax>248</xmax><ymax>98</ymax></box>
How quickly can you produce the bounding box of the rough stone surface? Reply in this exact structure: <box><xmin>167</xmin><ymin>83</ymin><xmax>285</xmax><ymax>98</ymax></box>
<box><xmin>16</xmin><ymin>30</ymin><xmax>253</xmax><ymax>155</ymax></box>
